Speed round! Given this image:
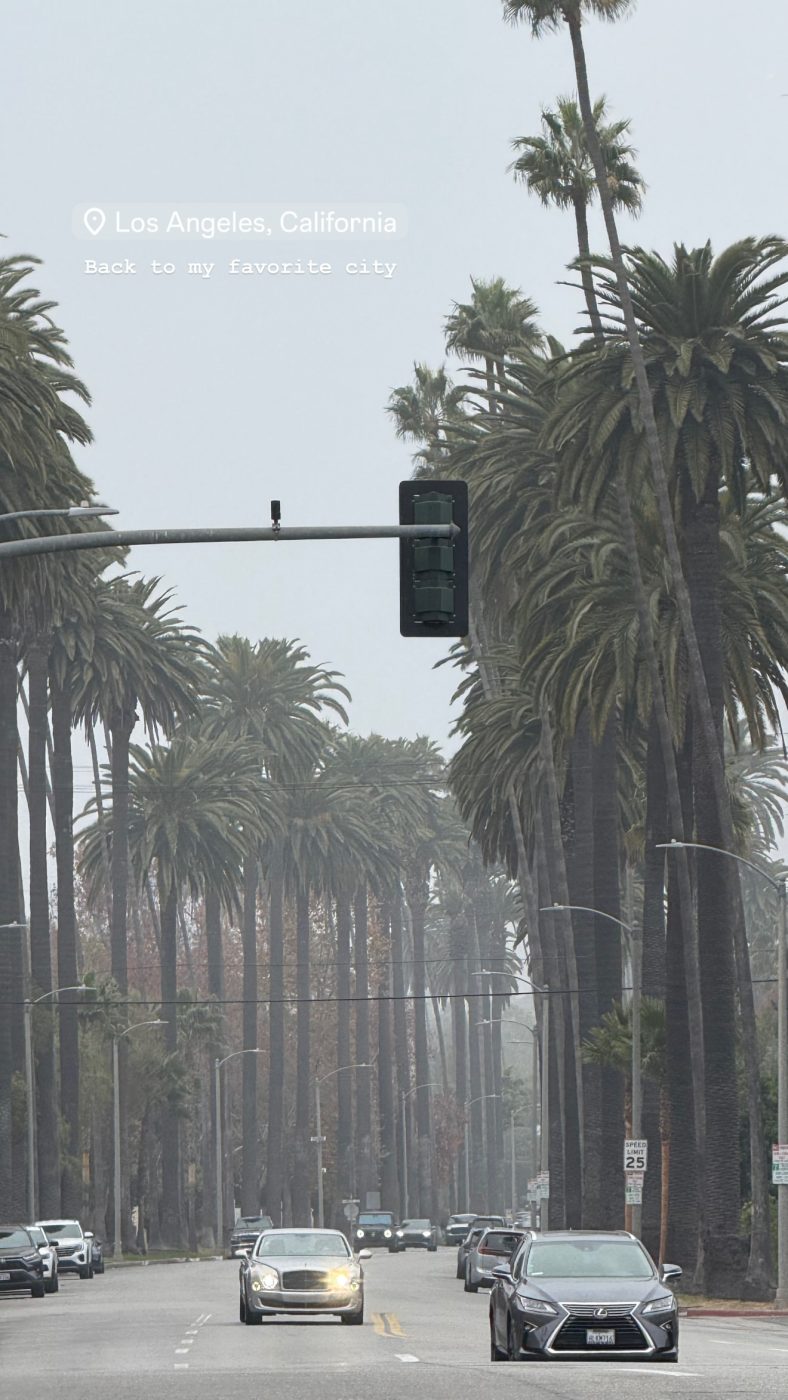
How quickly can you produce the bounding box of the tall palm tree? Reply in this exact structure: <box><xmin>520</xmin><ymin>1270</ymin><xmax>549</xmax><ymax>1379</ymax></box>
<box><xmin>79</xmin><ymin>731</ymin><xmax>275</xmax><ymax>1246</ymax></box>
<box><xmin>510</xmin><ymin>95</ymin><xmax>644</xmax><ymax>336</ymax></box>
<box><xmin>445</xmin><ymin>276</ymin><xmax>542</xmax><ymax>408</ymax></box>
<box><xmin>386</xmin><ymin>364</ymin><xmax>466</xmax><ymax>472</ymax></box>
<box><xmin>202</xmin><ymin>636</ymin><xmax>350</xmax><ymax>1221</ymax></box>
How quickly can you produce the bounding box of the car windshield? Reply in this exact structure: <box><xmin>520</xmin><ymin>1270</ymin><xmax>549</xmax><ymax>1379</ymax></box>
<box><xmin>449</xmin><ymin>1215</ymin><xmax>475</xmax><ymax>1225</ymax></box>
<box><xmin>25</xmin><ymin>1227</ymin><xmax>47</xmax><ymax>1246</ymax></box>
<box><xmin>254</xmin><ymin>1232</ymin><xmax>351</xmax><ymax>1258</ymax></box>
<box><xmin>0</xmin><ymin>1227</ymin><xmax>33</xmax><ymax>1249</ymax></box>
<box><xmin>404</xmin><ymin>1219</ymin><xmax>431</xmax><ymax>1229</ymax></box>
<box><xmin>357</xmin><ymin>1213</ymin><xmax>393</xmax><ymax>1226</ymax></box>
<box><xmin>235</xmin><ymin>1217</ymin><xmax>272</xmax><ymax>1231</ymax></box>
<box><xmin>527</xmin><ymin>1240</ymin><xmax>654</xmax><ymax>1279</ymax></box>
<box><xmin>37</xmin><ymin>1221</ymin><xmax>81</xmax><ymax>1238</ymax></box>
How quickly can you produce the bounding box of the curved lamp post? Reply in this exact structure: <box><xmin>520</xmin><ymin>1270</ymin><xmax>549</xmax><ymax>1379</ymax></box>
<box><xmin>113</xmin><ymin>1020</ymin><xmax>167</xmax><ymax>1257</ymax></box>
<box><xmin>658</xmin><ymin>838</ymin><xmax>788</xmax><ymax>1304</ymax></box>
<box><xmin>315</xmin><ymin>1063</ymin><xmax>372</xmax><ymax>1228</ymax></box>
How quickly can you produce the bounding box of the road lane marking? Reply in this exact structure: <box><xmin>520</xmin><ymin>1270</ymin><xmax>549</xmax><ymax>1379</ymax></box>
<box><xmin>372</xmin><ymin>1312</ymin><xmax>405</xmax><ymax>1337</ymax></box>
<box><xmin>617</xmin><ymin>1369</ymin><xmax>700</xmax><ymax>1377</ymax></box>
<box><xmin>396</xmin><ymin>1354</ymin><xmax>419</xmax><ymax>1363</ymax></box>
<box><xmin>174</xmin><ymin>1363</ymin><xmax>189</xmax><ymax>1369</ymax></box>
<box><xmin>175</xmin><ymin>1348</ymin><xmax>190</xmax><ymax>1354</ymax></box>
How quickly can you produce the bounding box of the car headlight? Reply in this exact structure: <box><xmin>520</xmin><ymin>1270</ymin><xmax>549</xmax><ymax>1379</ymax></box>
<box><xmin>422</xmin><ymin>1230</ymin><xmax>431</xmax><ymax>1238</ymax></box>
<box><xmin>355</xmin><ymin>1229</ymin><xmax>365</xmax><ymax>1239</ymax></box>
<box><xmin>518</xmin><ymin>1295</ymin><xmax>558</xmax><ymax>1315</ymax></box>
<box><xmin>396</xmin><ymin>1230</ymin><xmax>404</xmax><ymax>1238</ymax></box>
<box><xmin>642</xmin><ymin>1294</ymin><xmax>676</xmax><ymax>1315</ymax></box>
<box><xmin>333</xmin><ymin>1272</ymin><xmax>351</xmax><ymax>1288</ymax></box>
<box><xmin>383</xmin><ymin>1229</ymin><xmax>392</xmax><ymax>1238</ymax></box>
<box><xmin>251</xmin><ymin>1269</ymin><xmax>278</xmax><ymax>1292</ymax></box>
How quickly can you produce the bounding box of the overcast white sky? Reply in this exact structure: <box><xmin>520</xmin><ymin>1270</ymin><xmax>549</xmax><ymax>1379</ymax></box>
<box><xmin>5</xmin><ymin>0</ymin><xmax>788</xmax><ymax>768</ymax></box>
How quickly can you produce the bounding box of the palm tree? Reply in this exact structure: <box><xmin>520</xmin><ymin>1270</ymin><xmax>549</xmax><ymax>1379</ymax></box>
<box><xmin>510</xmin><ymin>95</ymin><xmax>644</xmax><ymax>336</ymax></box>
<box><xmin>202</xmin><ymin>636</ymin><xmax>350</xmax><ymax>1221</ymax></box>
<box><xmin>386</xmin><ymin>363</ymin><xmax>466</xmax><ymax>472</ymax></box>
<box><xmin>445</xmin><ymin>276</ymin><xmax>542</xmax><ymax>408</ymax></box>
<box><xmin>79</xmin><ymin>731</ymin><xmax>274</xmax><ymax>1246</ymax></box>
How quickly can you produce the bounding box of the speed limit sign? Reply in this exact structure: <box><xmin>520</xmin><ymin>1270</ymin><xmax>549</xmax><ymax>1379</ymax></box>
<box><xmin>623</xmin><ymin>1139</ymin><xmax>648</xmax><ymax>1172</ymax></box>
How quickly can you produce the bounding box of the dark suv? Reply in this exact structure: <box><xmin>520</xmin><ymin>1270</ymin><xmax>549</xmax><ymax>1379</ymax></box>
<box><xmin>353</xmin><ymin>1211</ymin><xmax>402</xmax><ymax>1252</ymax></box>
<box><xmin>227</xmin><ymin>1214</ymin><xmax>274</xmax><ymax>1258</ymax></box>
<box><xmin>0</xmin><ymin>1225</ymin><xmax>46</xmax><ymax>1297</ymax></box>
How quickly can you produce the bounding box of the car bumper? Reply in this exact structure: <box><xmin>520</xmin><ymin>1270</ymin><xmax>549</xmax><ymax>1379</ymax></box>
<box><xmin>513</xmin><ymin>1308</ymin><xmax>679</xmax><ymax>1360</ymax></box>
<box><xmin>0</xmin><ymin>1269</ymin><xmax>43</xmax><ymax>1290</ymax></box>
<box><xmin>56</xmin><ymin>1254</ymin><xmax>89</xmax><ymax>1273</ymax></box>
<box><xmin>247</xmin><ymin>1287</ymin><xmax>363</xmax><ymax>1316</ymax></box>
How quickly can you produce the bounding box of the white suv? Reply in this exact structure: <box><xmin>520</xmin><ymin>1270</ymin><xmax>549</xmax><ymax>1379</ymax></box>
<box><xmin>25</xmin><ymin>1224</ymin><xmax>59</xmax><ymax>1292</ymax></box>
<box><xmin>35</xmin><ymin>1219</ymin><xmax>94</xmax><ymax>1280</ymax></box>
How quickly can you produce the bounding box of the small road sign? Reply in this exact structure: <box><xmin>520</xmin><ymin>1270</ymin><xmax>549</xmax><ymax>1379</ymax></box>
<box><xmin>772</xmin><ymin>1144</ymin><xmax>788</xmax><ymax>1185</ymax></box>
<box><xmin>624</xmin><ymin>1139</ymin><xmax>648</xmax><ymax>1172</ymax></box>
<box><xmin>343</xmin><ymin>1201</ymin><xmax>360</xmax><ymax>1222</ymax></box>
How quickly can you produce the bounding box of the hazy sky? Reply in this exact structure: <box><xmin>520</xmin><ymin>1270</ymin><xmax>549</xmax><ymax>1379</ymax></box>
<box><xmin>5</xmin><ymin>0</ymin><xmax>788</xmax><ymax>760</ymax></box>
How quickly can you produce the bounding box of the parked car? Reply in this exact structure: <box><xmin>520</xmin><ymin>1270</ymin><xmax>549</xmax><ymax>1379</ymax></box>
<box><xmin>227</xmin><ymin>1214</ymin><xmax>274</xmax><ymax>1259</ymax></box>
<box><xmin>489</xmin><ymin>1230</ymin><xmax>682</xmax><ymax>1362</ymax></box>
<box><xmin>444</xmin><ymin>1213</ymin><xmax>477</xmax><ymax>1246</ymax></box>
<box><xmin>352</xmin><ymin>1210</ymin><xmax>402</xmax><ymax>1252</ymax></box>
<box><xmin>464</xmin><ymin>1226</ymin><xmax>526</xmax><ymax>1292</ymax></box>
<box><xmin>238</xmin><ymin>1227</ymin><xmax>371</xmax><ymax>1325</ymax></box>
<box><xmin>35</xmin><ymin>1218</ymin><xmax>94</xmax><ymax>1279</ymax></box>
<box><xmin>24</xmin><ymin>1224</ymin><xmax>59</xmax><ymax>1293</ymax></box>
<box><xmin>0</xmin><ymin>1225</ymin><xmax>46</xmax><ymax>1297</ymax></box>
<box><xmin>395</xmin><ymin>1218</ymin><xmax>438</xmax><ymax>1251</ymax></box>
<box><xmin>456</xmin><ymin>1224</ymin><xmax>486</xmax><ymax>1279</ymax></box>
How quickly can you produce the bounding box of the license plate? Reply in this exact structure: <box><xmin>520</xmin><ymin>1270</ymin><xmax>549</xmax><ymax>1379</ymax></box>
<box><xmin>0</xmin><ymin>1272</ymin><xmax>10</xmax><ymax>1281</ymax></box>
<box><xmin>586</xmin><ymin>1329</ymin><xmax>615</xmax><ymax>1346</ymax></box>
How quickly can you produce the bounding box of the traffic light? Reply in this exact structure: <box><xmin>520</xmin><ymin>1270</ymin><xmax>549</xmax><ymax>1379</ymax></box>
<box><xmin>399</xmin><ymin>479</ymin><xmax>469</xmax><ymax>637</ymax></box>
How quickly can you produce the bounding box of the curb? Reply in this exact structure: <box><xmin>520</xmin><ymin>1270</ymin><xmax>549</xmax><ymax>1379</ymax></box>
<box><xmin>105</xmin><ymin>1255</ymin><xmax>223</xmax><ymax>1269</ymax></box>
<box><xmin>679</xmin><ymin>1307</ymin><xmax>788</xmax><ymax>1318</ymax></box>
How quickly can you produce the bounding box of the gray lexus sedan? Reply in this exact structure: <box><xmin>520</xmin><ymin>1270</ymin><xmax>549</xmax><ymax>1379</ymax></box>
<box><xmin>238</xmin><ymin>1227</ymin><xmax>371</xmax><ymax>1326</ymax></box>
<box><xmin>489</xmin><ymin>1230</ymin><xmax>681</xmax><ymax>1362</ymax></box>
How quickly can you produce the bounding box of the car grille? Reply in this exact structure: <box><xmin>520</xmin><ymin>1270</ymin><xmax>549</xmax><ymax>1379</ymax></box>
<box><xmin>281</xmin><ymin>1270</ymin><xmax>332</xmax><ymax>1291</ymax></box>
<box><xmin>57</xmin><ymin>1246</ymin><xmax>77</xmax><ymax>1257</ymax></box>
<box><xmin>552</xmin><ymin>1307</ymin><xmax>648</xmax><ymax>1352</ymax></box>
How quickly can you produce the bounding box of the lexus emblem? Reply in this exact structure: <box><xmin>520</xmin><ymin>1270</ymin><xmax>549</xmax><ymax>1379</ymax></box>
<box><xmin>594</xmin><ymin>1307</ymin><xmax>609</xmax><ymax>1319</ymax></box>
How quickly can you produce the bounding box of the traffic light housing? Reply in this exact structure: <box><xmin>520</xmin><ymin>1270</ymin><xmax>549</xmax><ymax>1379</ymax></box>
<box><xmin>399</xmin><ymin>479</ymin><xmax>469</xmax><ymax>637</ymax></box>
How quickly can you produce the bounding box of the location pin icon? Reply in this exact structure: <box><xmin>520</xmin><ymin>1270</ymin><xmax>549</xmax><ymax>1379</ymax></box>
<box><xmin>84</xmin><ymin>207</ymin><xmax>106</xmax><ymax>236</ymax></box>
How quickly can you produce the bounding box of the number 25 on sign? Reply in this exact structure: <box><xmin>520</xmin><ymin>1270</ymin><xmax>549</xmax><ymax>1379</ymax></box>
<box><xmin>624</xmin><ymin>1139</ymin><xmax>648</xmax><ymax>1172</ymax></box>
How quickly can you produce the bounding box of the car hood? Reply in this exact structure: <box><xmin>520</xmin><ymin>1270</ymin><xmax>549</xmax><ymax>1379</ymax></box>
<box><xmin>520</xmin><ymin>1276</ymin><xmax>664</xmax><ymax>1307</ymax></box>
<box><xmin>249</xmin><ymin>1253</ymin><xmax>355</xmax><ymax>1271</ymax></box>
<box><xmin>0</xmin><ymin>1245</ymin><xmax>38</xmax><ymax>1257</ymax></box>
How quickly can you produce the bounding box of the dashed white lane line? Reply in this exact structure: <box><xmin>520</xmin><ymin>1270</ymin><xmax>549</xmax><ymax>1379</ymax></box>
<box><xmin>395</xmin><ymin>1354</ymin><xmax>420</xmax><ymax>1363</ymax></box>
<box><xmin>617</xmin><ymin>1370</ymin><xmax>700</xmax><ymax>1377</ymax></box>
<box><xmin>174</xmin><ymin>1363</ymin><xmax>189</xmax><ymax>1370</ymax></box>
<box><xmin>175</xmin><ymin>1348</ymin><xmax>190</xmax><ymax>1354</ymax></box>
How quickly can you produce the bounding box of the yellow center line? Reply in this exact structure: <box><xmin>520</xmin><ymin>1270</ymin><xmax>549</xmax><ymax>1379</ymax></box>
<box><xmin>372</xmin><ymin>1312</ymin><xmax>406</xmax><ymax>1338</ymax></box>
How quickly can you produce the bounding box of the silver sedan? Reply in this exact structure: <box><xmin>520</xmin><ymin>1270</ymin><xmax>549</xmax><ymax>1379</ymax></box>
<box><xmin>238</xmin><ymin>1227</ymin><xmax>371</xmax><ymax>1326</ymax></box>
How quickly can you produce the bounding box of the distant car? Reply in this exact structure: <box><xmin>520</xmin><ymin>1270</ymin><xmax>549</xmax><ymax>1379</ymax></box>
<box><xmin>35</xmin><ymin>1218</ymin><xmax>94</xmax><ymax>1279</ymax></box>
<box><xmin>227</xmin><ymin>1214</ymin><xmax>274</xmax><ymax>1259</ymax></box>
<box><xmin>444</xmin><ymin>1213</ymin><xmax>477</xmax><ymax>1246</ymax></box>
<box><xmin>25</xmin><ymin>1224</ymin><xmax>59</xmax><ymax>1293</ymax></box>
<box><xmin>395</xmin><ymin>1218</ymin><xmax>438</xmax><ymax>1251</ymax></box>
<box><xmin>464</xmin><ymin>1226</ymin><xmax>526</xmax><ymax>1292</ymax></box>
<box><xmin>352</xmin><ymin>1210</ymin><xmax>401</xmax><ymax>1252</ymax></box>
<box><xmin>489</xmin><ymin>1230</ymin><xmax>682</xmax><ymax>1362</ymax></box>
<box><xmin>0</xmin><ymin>1225</ymin><xmax>46</xmax><ymax>1297</ymax></box>
<box><xmin>456</xmin><ymin>1224</ymin><xmax>486</xmax><ymax>1279</ymax></box>
<box><xmin>238</xmin><ymin>1227</ymin><xmax>371</xmax><ymax>1325</ymax></box>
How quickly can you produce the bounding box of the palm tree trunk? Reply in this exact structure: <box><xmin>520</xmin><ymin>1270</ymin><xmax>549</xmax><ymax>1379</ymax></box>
<box><xmin>86</xmin><ymin>716</ymin><xmax>113</xmax><ymax>932</ymax></box>
<box><xmin>572</xmin><ymin>196</ymin><xmax>604</xmax><ymax>339</ymax></box>
<box><xmin>336</xmin><ymin>890</ymin><xmax>353</xmax><ymax>1211</ymax></box>
<box><xmin>241</xmin><ymin>853</ymin><xmax>259</xmax><ymax>1215</ymax></box>
<box><xmin>390</xmin><ymin>890</ymin><xmax>410</xmax><ymax>1218</ymax></box>
<box><xmin>566</xmin><ymin>713</ymin><xmax>601</xmax><ymax>1227</ymax></box>
<box><xmin>266</xmin><ymin>842</ymin><xmax>285</xmax><ymax>1225</ymax></box>
<box><xmin>641</xmin><ymin>707</ymin><xmax>667</xmax><ymax>1258</ymax></box>
<box><xmin>158</xmin><ymin>874</ymin><xmax>182</xmax><ymax>1247</ymax></box>
<box><xmin>27</xmin><ymin>641</ymin><xmax>60</xmax><ymax>1214</ymax></box>
<box><xmin>451</xmin><ymin>905</ymin><xmax>469</xmax><ymax>1208</ymax></box>
<box><xmin>535</xmin><ymin>804</ymin><xmax>565</xmax><ymax>1227</ymax></box>
<box><xmin>592</xmin><ymin>716</ymin><xmax>624</xmax><ymax>1228</ymax></box>
<box><xmin>407</xmin><ymin>876</ymin><xmax>433</xmax><ymax>1216</ymax></box>
<box><xmin>377</xmin><ymin>904</ymin><xmax>400</xmax><ymax>1210</ymax></box>
<box><xmin>292</xmin><ymin>884</ymin><xmax>311</xmax><ymax>1224</ymax></box>
<box><xmin>50</xmin><ymin>668</ymin><xmax>81</xmax><ymax>1215</ymax></box>
<box><xmin>659</xmin><ymin>1087</ymin><xmax>671</xmax><ymax>1269</ymax></box>
<box><xmin>354</xmin><ymin>887</ymin><xmax>373</xmax><ymax>1208</ymax></box>
<box><xmin>204</xmin><ymin>884</ymin><xmax>222</xmax><ymax>1246</ymax></box>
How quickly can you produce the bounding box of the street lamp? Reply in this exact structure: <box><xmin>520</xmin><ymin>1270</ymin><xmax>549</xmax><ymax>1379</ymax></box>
<box><xmin>0</xmin><ymin>502</ymin><xmax>118</xmax><ymax>525</ymax></box>
<box><xmin>214</xmin><ymin>1048</ymin><xmax>261</xmax><ymax>1249</ymax></box>
<box><xmin>113</xmin><ymin>1021</ymin><xmax>167</xmax><ymax>1257</ymax></box>
<box><xmin>401</xmin><ymin>1080</ymin><xmax>439</xmax><ymax>1218</ymax></box>
<box><xmin>23</xmin><ymin>973</ymin><xmax>84</xmax><ymax>1222</ymax></box>
<box><xmin>542</xmin><ymin>902</ymin><xmax>642</xmax><ymax>1232</ymax></box>
<box><xmin>658</xmin><ymin>838</ymin><xmax>788</xmax><ymax>1305</ymax></box>
<box><xmin>464</xmin><ymin>1093</ymin><xmax>501</xmax><ymax>1214</ymax></box>
<box><xmin>314</xmin><ymin>1063</ymin><xmax>371</xmax><ymax>1228</ymax></box>
<box><xmin>477</xmin><ymin>969</ymin><xmax>550</xmax><ymax>1228</ymax></box>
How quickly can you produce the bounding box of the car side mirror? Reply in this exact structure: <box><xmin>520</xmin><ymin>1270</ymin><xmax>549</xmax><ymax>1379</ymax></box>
<box><xmin>661</xmin><ymin>1263</ymin><xmax>682</xmax><ymax>1282</ymax></box>
<box><xmin>491</xmin><ymin>1264</ymin><xmax>512</xmax><ymax>1280</ymax></box>
<box><xmin>238</xmin><ymin>1247</ymin><xmax>250</xmax><ymax>1257</ymax></box>
<box><xmin>357</xmin><ymin>1249</ymin><xmax>372</xmax><ymax>1260</ymax></box>
<box><xmin>84</xmin><ymin>1231</ymin><xmax>94</xmax><ymax>1240</ymax></box>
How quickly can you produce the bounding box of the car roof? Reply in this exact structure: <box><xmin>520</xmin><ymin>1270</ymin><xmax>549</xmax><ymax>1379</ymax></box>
<box><xmin>258</xmin><ymin>1226</ymin><xmax>345</xmax><ymax>1235</ymax></box>
<box><xmin>526</xmin><ymin>1230</ymin><xmax>637</xmax><ymax>1241</ymax></box>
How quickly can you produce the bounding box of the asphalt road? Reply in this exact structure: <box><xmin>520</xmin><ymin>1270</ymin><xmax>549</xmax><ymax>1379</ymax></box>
<box><xmin>2</xmin><ymin>1249</ymin><xmax>788</xmax><ymax>1399</ymax></box>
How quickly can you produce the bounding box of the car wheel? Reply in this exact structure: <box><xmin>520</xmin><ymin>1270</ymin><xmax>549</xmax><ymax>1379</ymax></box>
<box><xmin>79</xmin><ymin>1264</ymin><xmax>90</xmax><ymax>1280</ymax></box>
<box><xmin>456</xmin><ymin>1259</ymin><xmax>465</xmax><ymax>1279</ymax></box>
<box><xmin>31</xmin><ymin>1281</ymin><xmax>45</xmax><ymax>1298</ymax></box>
<box><xmin>95</xmin><ymin>1261</ymin><xmax>105</xmax><ymax>1275</ymax></box>
<box><xmin>464</xmin><ymin>1268</ymin><xmax>479</xmax><ymax>1294</ymax></box>
<box><xmin>340</xmin><ymin>1307</ymin><xmax>364</xmax><ymax>1325</ymax></box>
<box><xmin>490</xmin><ymin>1317</ymin><xmax>507</xmax><ymax>1362</ymax></box>
<box><xmin>429</xmin><ymin>1244</ymin><xmax>437</xmax><ymax>1253</ymax></box>
<box><xmin>45</xmin><ymin>1275</ymin><xmax>58</xmax><ymax>1294</ymax></box>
